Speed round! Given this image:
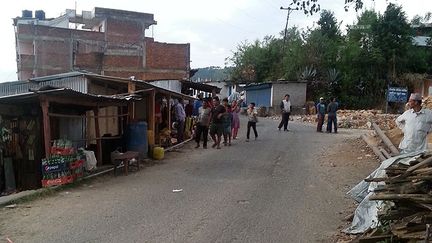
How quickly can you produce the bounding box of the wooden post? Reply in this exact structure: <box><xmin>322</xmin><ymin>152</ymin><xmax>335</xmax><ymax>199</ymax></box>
<box><xmin>128</xmin><ymin>81</ymin><xmax>136</xmax><ymax>93</ymax></box>
<box><xmin>168</xmin><ymin>94</ymin><xmax>172</xmax><ymax>132</ymax></box>
<box><xmin>148</xmin><ymin>90</ymin><xmax>156</xmax><ymax>146</ymax></box>
<box><xmin>372</xmin><ymin>123</ymin><xmax>400</xmax><ymax>156</ymax></box>
<box><xmin>94</xmin><ymin>108</ymin><xmax>102</xmax><ymax>166</ymax></box>
<box><xmin>40</xmin><ymin>99</ymin><xmax>51</xmax><ymax>158</ymax></box>
<box><xmin>361</xmin><ymin>134</ymin><xmax>387</xmax><ymax>162</ymax></box>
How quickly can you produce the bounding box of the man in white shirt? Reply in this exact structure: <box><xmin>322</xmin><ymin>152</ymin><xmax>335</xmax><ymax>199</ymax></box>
<box><xmin>396</xmin><ymin>93</ymin><xmax>432</xmax><ymax>153</ymax></box>
<box><xmin>278</xmin><ymin>94</ymin><xmax>292</xmax><ymax>131</ymax></box>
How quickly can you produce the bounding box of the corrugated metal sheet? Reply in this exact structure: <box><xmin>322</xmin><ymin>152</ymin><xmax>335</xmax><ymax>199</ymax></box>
<box><xmin>151</xmin><ymin>80</ymin><xmax>182</xmax><ymax>93</ymax></box>
<box><xmin>0</xmin><ymin>76</ymin><xmax>88</xmax><ymax>97</ymax></box>
<box><xmin>245</xmin><ymin>84</ymin><xmax>272</xmax><ymax>107</ymax></box>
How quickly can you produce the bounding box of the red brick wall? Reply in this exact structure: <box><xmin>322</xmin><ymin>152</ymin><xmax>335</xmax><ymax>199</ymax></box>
<box><xmin>145</xmin><ymin>38</ymin><xmax>190</xmax><ymax>70</ymax></box>
<box><xmin>16</xmin><ymin>20</ymin><xmax>190</xmax><ymax>81</ymax></box>
<box><xmin>104</xmin><ymin>55</ymin><xmax>143</xmax><ymax>68</ymax></box>
<box><xmin>105</xmin><ymin>17</ymin><xmax>143</xmax><ymax>43</ymax></box>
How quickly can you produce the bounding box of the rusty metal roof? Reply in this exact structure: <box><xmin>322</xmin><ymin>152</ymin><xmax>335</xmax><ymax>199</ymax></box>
<box><xmin>0</xmin><ymin>87</ymin><xmax>138</xmax><ymax>106</ymax></box>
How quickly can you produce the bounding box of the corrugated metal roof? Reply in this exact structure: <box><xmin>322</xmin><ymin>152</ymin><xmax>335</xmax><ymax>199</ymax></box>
<box><xmin>0</xmin><ymin>88</ymin><xmax>138</xmax><ymax>106</ymax></box>
<box><xmin>0</xmin><ymin>71</ymin><xmax>195</xmax><ymax>100</ymax></box>
<box><xmin>29</xmin><ymin>71</ymin><xmax>88</xmax><ymax>82</ymax></box>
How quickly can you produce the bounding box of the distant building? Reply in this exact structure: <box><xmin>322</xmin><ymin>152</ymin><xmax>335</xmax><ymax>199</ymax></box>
<box><xmin>412</xmin><ymin>23</ymin><xmax>432</xmax><ymax>47</ymax></box>
<box><xmin>13</xmin><ymin>7</ymin><xmax>190</xmax><ymax>81</ymax></box>
<box><xmin>244</xmin><ymin>80</ymin><xmax>307</xmax><ymax>115</ymax></box>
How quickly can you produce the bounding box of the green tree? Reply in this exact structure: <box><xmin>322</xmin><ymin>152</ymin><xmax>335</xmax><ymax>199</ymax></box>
<box><xmin>372</xmin><ymin>3</ymin><xmax>412</xmax><ymax>80</ymax></box>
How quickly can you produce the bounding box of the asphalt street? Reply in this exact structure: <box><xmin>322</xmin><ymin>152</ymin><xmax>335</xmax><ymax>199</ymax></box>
<box><xmin>0</xmin><ymin>117</ymin><xmax>361</xmax><ymax>243</ymax></box>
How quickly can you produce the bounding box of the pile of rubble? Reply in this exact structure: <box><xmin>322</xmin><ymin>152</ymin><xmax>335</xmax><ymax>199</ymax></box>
<box><xmin>294</xmin><ymin>110</ymin><xmax>399</xmax><ymax>130</ymax></box>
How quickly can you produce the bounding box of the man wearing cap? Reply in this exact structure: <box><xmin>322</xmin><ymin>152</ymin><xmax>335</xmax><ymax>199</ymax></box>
<box><xmin>396</xmin><ymin>93</ymin><xmax>432</xmax><ymax>153</ymax></box>
<box><xmin>316</xmin><ymin>97</ymin><xmax>326</xmax><ymax>132</ymax></box>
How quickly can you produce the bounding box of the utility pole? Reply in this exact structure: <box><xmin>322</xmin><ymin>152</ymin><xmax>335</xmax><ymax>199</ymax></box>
<box><xmin>280</xmin><ymin>5</ymin><xmax>299</xmax><ymax>53</ymax></box>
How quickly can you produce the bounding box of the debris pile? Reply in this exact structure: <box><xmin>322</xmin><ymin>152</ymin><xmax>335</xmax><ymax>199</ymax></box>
<box><xmin>294</xmin><ymin>110</ymin><xmax>399</xmax><ymax>130</ymax></box>
<box><xmin>360</xmin><ymin>153</ymin><xmax>432</xmax><ymax>241</ymax></box>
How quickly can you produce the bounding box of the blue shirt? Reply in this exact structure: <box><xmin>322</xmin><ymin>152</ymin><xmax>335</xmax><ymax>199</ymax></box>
<box><xmin>193</xmin><ymin>100</ymin><xmax>203</xmax><ymax>116</ymax></box>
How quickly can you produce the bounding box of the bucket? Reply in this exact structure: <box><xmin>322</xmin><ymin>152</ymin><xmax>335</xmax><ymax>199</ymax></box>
<box><xmin>153</xmin><ymin>146</ymin><xmax>164</xmax><ymax>160</ymax></box>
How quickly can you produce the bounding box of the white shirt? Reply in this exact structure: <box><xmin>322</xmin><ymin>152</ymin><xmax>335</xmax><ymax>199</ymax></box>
<box><xmin>282</xmin><ymin>100</ymin><xmax>291</xmax><ymax>113</ymax></box>
<box><xmin>396</xmin><ymin>108</ymin><xmax>432</xmax><ymax>153</ymax></box>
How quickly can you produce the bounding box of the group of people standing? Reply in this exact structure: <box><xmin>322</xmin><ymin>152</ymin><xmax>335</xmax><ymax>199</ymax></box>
<box><xmin>193</xmin><ymin>94</ymin><xmax>259</xmax><ymax>149</ymax></box>
<box><xmin>316</xmin><ymin>97</ymin><xmax>339</xmax><ymax>133</ymax></box>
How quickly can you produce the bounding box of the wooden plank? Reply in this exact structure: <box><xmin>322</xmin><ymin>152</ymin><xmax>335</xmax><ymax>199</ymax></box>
<box><xmin>41</xmin><ymin>95</ymin><xmax>128</xmax><ymax>107</ymax></box>
<box><xmin>128</xmin><ymin>81</ymin><xmax>136</xmax><ymax>93</ymax></box>
<box><xmin>148</xmin><ymin>89</ymin><xmax>156</xmax><ymax>146</ymax></box>
<box><xmin>94</xmin><ymin>108</ymin><xmax>102</xmax><ymax>166</ymax></box>
<box><xmin>380</xmin><ymin>148</ymin><xmax>391</xmax><ymax>159</ymax></box>
<box><xmin>40</xmin><ymin>99</ymin><xmax>51</xmax><ymax>157</ymax></box>
<box><xmin>48</xmin><ymin>112</ymin><xmax>128</xmax><ymax>119</ymax></box>
<box><xmin>168</xmin><ymin>94</ymin><xmax>172</xmax><ymax>133</ymax></box>
<box><xmin>361</xmin><ymin>134</ymin><xmax>387</xmax><ymax>161</ymax></box>
<box><xmin>407</xmin><ymin>156</ymin><xmax>432</xmax><ymax>173</ymax></box>
<box><xmin>370</xmin><ymin>193</ymin><xmax>432</xmax><ymax>203</ymax></box>
<box><xmin>372</xmin><ymin>122</ymin><xmax>400</xmax><ymax>155</ymax></box>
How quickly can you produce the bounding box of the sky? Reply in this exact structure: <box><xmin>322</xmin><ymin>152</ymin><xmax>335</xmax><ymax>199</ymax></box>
<box><xmin>0</xmin><ymin>0</ymin><xmax>431</xmax><ymax>81</ymax></box>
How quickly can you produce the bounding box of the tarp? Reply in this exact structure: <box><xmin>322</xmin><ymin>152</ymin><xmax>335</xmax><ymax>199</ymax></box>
<box><xmin>344</xmin><ymin>151</ymin><xmax>425</xmax><ymax>234</ymax></box>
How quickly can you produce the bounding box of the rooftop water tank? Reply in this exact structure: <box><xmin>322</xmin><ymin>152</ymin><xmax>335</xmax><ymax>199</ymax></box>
<box><xmin>35</xmin><ymin>10</ymin><xmax>45</xmax><ymax>20</ymax></box>
<box><xmin>22</xmin><ymin>10</ymin><xmax>32</xmax><ymax>18</ymax></box>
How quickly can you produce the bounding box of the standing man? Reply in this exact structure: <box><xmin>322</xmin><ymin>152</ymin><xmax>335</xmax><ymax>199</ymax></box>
<box><xmin>396</xmin><ymin>93</ymin><xmax>432</xmax><ymax>154</ymax></box>
<box><xmin>278</xmin><ymin>94</ymin><xmax>292</xmax><ymax>131</ymax></box>
<box><xmin>195</xmin><ymin>100</ymin><xmax>211</xmax><ymax>149</ymax></box>
<box><xmin>209</xmin><ymin>97</ymin><xmax>226</xmax><ymax>149</ymax></box>
<box><xmin>326</xmin><ymin>97</ymin><xmax>338</xmax><ymax>133</ymax></box>
<box><xmin>174</xmin><ymin>98</ymin><xmax>186</xmax><ymax>143</ymax></box>
<box><xmin>316</xmin><ymin>97</ymin><xmax>326</xmax><ymax>132</ymax></box>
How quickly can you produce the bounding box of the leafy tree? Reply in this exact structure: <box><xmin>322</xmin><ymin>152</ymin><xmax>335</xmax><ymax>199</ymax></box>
<box><xmin>372</xmin><ymin>3</ymin><xmax>412</xmax><ymax>80</ymax></box>
<box><xmin>285</xmin><ymin>0</ymin><xmax>367</xmax><ymax>15</ymax></box>
<box><xmin>227</xmin><ymin>36</ymin><xmax>284</xmax><ymax>83</ymax></box>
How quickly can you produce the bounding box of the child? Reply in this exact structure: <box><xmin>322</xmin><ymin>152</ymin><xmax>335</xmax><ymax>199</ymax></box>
<box><xmin>246</xmin><ymin>102</ymin><xmax>258</xmax><ymax>142</ymax></box>
<box><xmin>231</xmin><ymin>100</ymin><xmax>241</xmax><ymax>139</ymax></box>
<box><xmin>223</xmin><ymin>105</ymin><xmax>233</xmax><ymax>146</ymax></box>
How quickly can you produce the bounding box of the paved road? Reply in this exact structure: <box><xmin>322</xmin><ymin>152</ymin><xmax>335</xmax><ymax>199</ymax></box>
<box><xmin>0</xmin><ymin>118</ymin><xmax>361</xmax><ymax>242</ymax></box>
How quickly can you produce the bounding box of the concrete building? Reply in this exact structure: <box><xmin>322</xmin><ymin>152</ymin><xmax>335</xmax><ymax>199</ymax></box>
<box><xmin>13</xmin><ymin>7</ymin><xmax>190</xmax><ymax>81</ymax></box>
<box><xmin>244</xmin><ymin>80</ymin><xmax>307</xmax><ymax>115</ymax></box>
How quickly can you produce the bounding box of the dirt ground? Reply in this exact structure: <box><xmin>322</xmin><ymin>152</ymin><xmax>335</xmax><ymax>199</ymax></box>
<box><xmin>0</xmin><ymin>125</ymin><xmax>380</xmax><ymax>242</ymax></box>
<box><xmin>318</xmin><ymin>137</ymin><xmax>380</xmax><ymax>242</ymax></box>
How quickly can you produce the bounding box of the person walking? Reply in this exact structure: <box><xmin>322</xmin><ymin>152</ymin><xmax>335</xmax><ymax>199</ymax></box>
<box><xmin>396</xmin><ymin>93</ymin><xmax>432</xmax><ymax>154</ymax></box>
<box><xmin>195</xmin><ymin>100</ymin><xmax>211</xmax><ymax>149</ymax></box>
<box><xmin>231</xmin><ymin>100</ymin><xmax>241</xmax><ymax>139</ymax></box>
<box><xmin>278</xmin><ymin>94</ymin><xmax>292</xmax><ymax>131</ymax></box>
<box><xmin>246</xmin><ymin>102</ymin><xmax>258</xmax><ymax>142</ymax></box>
<box><xmin>316</xmin><ymin>97</ymin><xmax>326</xmax><ymax>132</ymax></box>
<box><xmin>326</xmin><ymin>97</ymin><xmax>338</xmax><ymax>133</ymax></box>
<box><xmin>209</xmin><ymin>96</ymin><xmax>226</xmax><ymax>149</ymax></box>
<box><xmin>174</xmin><ymin>98</ymin><xmax>186</xmax><ymax>143</ymax></box>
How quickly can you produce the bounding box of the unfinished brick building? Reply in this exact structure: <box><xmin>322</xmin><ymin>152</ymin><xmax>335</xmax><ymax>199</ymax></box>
<box><xmin>13</xmin><ymin>7</ymin><xmax>190</xmax><ymax>81</ymax></box>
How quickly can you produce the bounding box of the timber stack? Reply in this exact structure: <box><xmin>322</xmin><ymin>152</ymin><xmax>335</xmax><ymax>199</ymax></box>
<box><xmin>361</xmin><ymin>152</ymin><xmax>432</xmax><ymax>241</ymax></box>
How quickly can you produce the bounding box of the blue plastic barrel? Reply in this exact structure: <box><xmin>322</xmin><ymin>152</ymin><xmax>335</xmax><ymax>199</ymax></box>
<box><xmin>127</xmin><ymin>121</ymin><xmax>148</xmax><ymax>158</ymax></box>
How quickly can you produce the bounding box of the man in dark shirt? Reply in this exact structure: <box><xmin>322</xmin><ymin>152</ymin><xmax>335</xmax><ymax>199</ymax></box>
<box><xmin>209</xmin><ymin>96</ymin><xmax>226</xmax><ymax>149</ymax></box>
<box><xmin>326</xmin><ymin>97</ymin><xmax>338</xmax><ymax>133</ymax></box>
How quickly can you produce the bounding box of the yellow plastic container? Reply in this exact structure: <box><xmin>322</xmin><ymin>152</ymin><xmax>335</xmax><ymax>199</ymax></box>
<box><xmin>153</xmin><ymin>146</ymin><xmax>164</xmax><ymax>160</ymax></box>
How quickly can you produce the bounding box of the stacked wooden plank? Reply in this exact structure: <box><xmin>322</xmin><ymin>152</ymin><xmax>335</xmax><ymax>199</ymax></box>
<box><xmin>361</xmin><ymin>153</ymin><xmax>432</xmax><ymax>241</ymax></box>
